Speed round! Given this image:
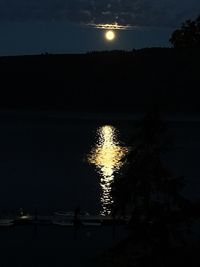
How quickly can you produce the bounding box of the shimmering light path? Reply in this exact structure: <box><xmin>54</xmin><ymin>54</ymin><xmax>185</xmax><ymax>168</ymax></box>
<box><xmin>88</xmin><ymin>125</ymin><xmax>128</xmax><ymax>215</ymax></box>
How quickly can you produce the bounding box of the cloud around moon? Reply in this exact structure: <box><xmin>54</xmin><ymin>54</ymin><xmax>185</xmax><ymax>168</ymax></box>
<box><xmin>87</xmin><ymin>23</ymin><xmax>133</xmax><ymax>30</ymax></box>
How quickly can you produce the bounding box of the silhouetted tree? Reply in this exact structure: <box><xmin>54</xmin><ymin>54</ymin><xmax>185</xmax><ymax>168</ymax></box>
<box><xmin>111</xmin><ymin>111</ymin><xmax>196</xmax><ymax>264</ymax></box>
<box><xmin>170</xmin><ymin>15</ymin><xmax>200</xmax><ymax>48</ymax></box>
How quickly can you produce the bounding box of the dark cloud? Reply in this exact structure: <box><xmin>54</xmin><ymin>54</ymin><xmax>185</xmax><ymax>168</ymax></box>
<box><xmin>0</xmin><ymin>0</ymin><xmax>200</xmax><ymax>27</ymax></box>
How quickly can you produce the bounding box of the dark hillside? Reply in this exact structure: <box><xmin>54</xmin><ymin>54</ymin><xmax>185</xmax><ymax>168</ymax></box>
<box><xmin>0</xmin><ymin>48</ymin><xmax>199</xmax><ymax>112</ymax></box>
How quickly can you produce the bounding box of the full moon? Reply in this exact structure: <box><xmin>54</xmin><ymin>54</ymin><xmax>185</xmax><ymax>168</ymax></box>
<box><xmin>105</xmin><ymin>30</ymin><xmax>115</xmax><ymax>41</ymax></box>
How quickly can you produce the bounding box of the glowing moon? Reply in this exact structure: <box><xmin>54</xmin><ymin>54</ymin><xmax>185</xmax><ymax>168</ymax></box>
<box><xmin>105</xmin><ymin>30</ymin><xmax>115</xmax><ymax>41</ymax></box>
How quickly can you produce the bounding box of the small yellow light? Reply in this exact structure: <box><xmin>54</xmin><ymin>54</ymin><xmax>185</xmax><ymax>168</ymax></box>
<box><xmin>105</xmin><ymin>30</ymin><xmax>115</xmax><ymax>41</ymax></box>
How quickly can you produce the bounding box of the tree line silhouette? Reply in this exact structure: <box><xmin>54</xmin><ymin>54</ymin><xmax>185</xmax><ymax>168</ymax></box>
<box><xmin>170</xmin><ymin>15</ymin><xmax>200</xmax><ymax>48</ymax></box>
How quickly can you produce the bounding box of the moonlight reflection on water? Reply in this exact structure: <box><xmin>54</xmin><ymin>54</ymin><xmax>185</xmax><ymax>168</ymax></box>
<box><xmin>88</xmin><ymin>125</ymin><xmax>128</xmax><ymax>215</ymax></box>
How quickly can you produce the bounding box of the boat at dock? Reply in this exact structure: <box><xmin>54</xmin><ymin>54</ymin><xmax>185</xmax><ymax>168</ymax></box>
<box><xmin>52</xmin><ymin>211</ymin><xmax>102</xmax><ymax>226</ymax></box>
<box><xmin>82</xmin><ymin>220</ymin><xmax>101</xmax><ymax>226</ymax></box>
<box><xmin>14</xmin><ymin>214</ymin><xmax>34</xmax><ymax>225</ymax></box>
<box><xmin>53</xmin><ymin>211</ymin><xmax>74</xmax><ymax>217</ymax></box>
<box><xmin>52</xmin><ymin>220</ymin><xmax>74</xmax><ymax>226</ymax></box>
<box><xmin>0</xmin><ymin>219</ymin><xmax>14</xmax><ymax>227</ymax></box>
<box><xmin>52</xmin><ymin>212</ymin><xmax>124</xmax><ymax>226</ymax></box>
<box><xmin>0</xmin><ymin>210</ymin><xmax>128</xmax><ymax>227</ymax></box>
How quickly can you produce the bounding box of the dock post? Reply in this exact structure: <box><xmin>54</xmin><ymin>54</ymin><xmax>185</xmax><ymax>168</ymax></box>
<box><xmin>34</xmin><ymin>208</ymin><xmax>38</xmax><ymax>236</ymax></box>
<box><xmin>73</xmin><ymin>206</ymin><xmax>81</xmax><ymax>240</ymax></box>
<box><xmin>112</xmin><ymin>215</ymin><xmax>116</xmax><ymax>240</ymax></box>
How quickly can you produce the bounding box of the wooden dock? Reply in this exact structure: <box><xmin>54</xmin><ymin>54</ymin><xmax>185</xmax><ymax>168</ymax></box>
<box><xmin>0</xmin><ymin>214</ymin><xmax>128</xmax><ymax>227</ymax></box>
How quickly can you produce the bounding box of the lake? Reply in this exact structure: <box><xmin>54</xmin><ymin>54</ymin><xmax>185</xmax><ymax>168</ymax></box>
<box><xmin>0</xmin><ymin>110</ymin><xmax>135</xmax><ymax>215</ymax></box>
<box><xmin>0</xmin><ymin>110</ymin><xmax>200</xmax><ymax>266</ymax></box>
<box><xmin>0</xmin><ymin>110</ymin><xmax>200</xmax><ymax>215</ymax></box>
<box><xmin>0</xmin><ymin>223</ymin><xmax>129</xmax><ymax>267</ymax></box>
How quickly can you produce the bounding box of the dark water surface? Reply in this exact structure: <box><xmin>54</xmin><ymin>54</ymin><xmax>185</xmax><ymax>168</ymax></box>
<box><xmin>0</xmin><ymin>110</ymin><xmax>200</xmax><ymax>212</ymax></box>
<box><xmin>0</xmin><ymin>224</ymin><xmax>128</xmax><ymax>267</ymax></box>
<box><xmin>0</xmin><ymin>110</ymin><xmax>133</xmax><ymax>266</ymax></box>
<box><xmin>0</xmin><ymin>111</ymin><xmax>135</xmax><ymax>214</ymax></box>
<box><xmin>0</xmin><ymin>110</ymin><xmax>200</xmax><ymax>266</ymax></box>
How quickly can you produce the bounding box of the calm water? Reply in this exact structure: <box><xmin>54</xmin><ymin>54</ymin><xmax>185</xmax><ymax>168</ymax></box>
<box><xmin>0</xmin><ymin>110</ymin><xmax>131</xmax><ymax>267</ymax></box>
<box><xmin>0</xmin><ymin>224</ymin><xmax>128</xmax><ymax>267</ymax></box>
<box><xmin>0</xmin><ymin>110</ymin><xmax>200</xmax><ymax>215</ymax></box>
<box><xmin>1</xmin><ymin>110</ymin><xmax>200</xmax><ymax>267</ymax></box>
<box><xmin>0</xmin><ymin>111</ymin><xmax>132</xmax><ymax>215</ymax></box>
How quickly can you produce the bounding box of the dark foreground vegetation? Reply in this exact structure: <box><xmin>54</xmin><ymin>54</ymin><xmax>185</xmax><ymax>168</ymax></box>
<box><xmin>0</xmin><ymin>47</ymin><xmax>200</xmax><ymax>113</ymax></box>
<box><xmin>94</xmin><ymin>111</ymin><xmax>200</xmax><ymax>267</ymax></box>
<box><xmin>95</xmin><ymin>238</ymin><xmax>200</xmax><ymax>267</ymax></box>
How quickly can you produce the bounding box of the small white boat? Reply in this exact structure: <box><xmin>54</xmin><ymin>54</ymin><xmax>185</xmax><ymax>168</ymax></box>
<box><xmin>16</xmin><ymin>214</ymin><xmax>34</xmax><ymax>221</ymax></box>
<box><xmin>53</xmin><ymin>211</ymin><xmax>74</xmax><ymax>217</ymax></box>
<box><xmin>0</xmin><ymin>219</ymin><xmax>14</xmax><ymax>226</ymax></box>
<box><xmin>53</xmin><ymin>211</ymin><xmax>90</xmax><ymax>217</ymax></box>
<box><xmin>52</xmin><ymin>220</ymin><xmax>74</xmax><ymax>226</ymax></box>
<box><xmin>82</xmin><ymin>221</ymin><xmax>101</xmax><ymax>226</ymax></box>
<box><xmin>15</xmin><ymin>208</ymin><xmax>34</xmax><ymax>223</ymax></box>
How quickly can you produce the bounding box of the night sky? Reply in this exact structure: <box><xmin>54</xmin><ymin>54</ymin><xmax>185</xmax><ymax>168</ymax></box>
<box><xmin>0</xmin><ymin>0</ymin><xmax>200</xmax><ymax>55</ymax></box>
